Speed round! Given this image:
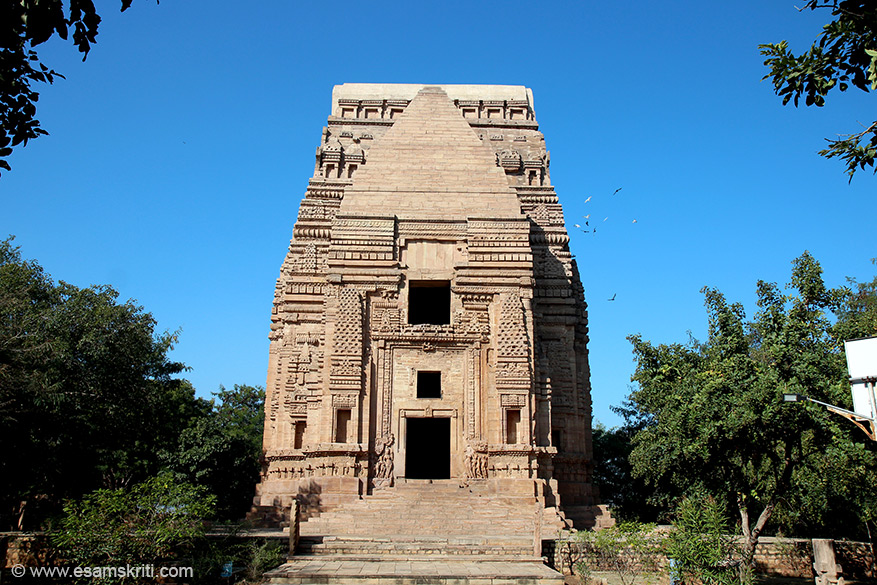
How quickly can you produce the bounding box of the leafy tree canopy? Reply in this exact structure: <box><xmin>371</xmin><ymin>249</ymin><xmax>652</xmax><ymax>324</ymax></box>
<box><xmin>624</xmin><ymin>252</ymin><xmax>877</xmax><ymax>567</ymax></box>
<box><xmin>164</xmin><ymin>384</ymin><xmax>265</xmax><ymax>521</ymax></box>
<box><xmin>0</xmin><ymin>1</ymin><xmax>134</xmax><ymax>174</ymax></box>
<box><xmin>0</xmin><ymin>236</ymin><xmax>194</xmax><ymax>529</ymax></box>
<box><xmin>0</xmin><ymin>237</ymin><xmax>267</xmax><ymax>528</ymax></box>
<box><xmin>760</xmin><ymin>1</ymin><xmax>877</xmax><ymax>180</ymax></box>
<box><xmin>52</xmin><ymin>472</ymin><xmax>214</xmax><ymax>585</ymax></box>
<box><xmin>591</xmin><ymin>420</ymin><xmax>664</xmax><ymax>523</ymax></box>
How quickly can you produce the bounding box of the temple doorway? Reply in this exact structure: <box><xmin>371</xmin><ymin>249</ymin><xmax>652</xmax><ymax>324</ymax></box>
<box><xmin>405</xmin><ymin>417</ymin><xmax>450</xmax><ymax>479</ymax></box>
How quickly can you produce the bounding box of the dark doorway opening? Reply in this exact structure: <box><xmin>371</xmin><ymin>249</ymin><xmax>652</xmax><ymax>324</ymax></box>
<box><xmin>405</xmin><ymin>418</ymin><xmax>450</xmax><ymax>479</ymax></box>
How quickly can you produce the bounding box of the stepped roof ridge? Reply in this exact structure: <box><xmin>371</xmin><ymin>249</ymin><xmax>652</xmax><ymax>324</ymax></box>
<box><xmin>339</xmin><ymin>86</ymin><xmax>524</xmax><ymax>220</ymax></box>
<box><xmin>332</xmin><ymin>83</ymin><xmax>534</xmax><ymax>109</ymax></box>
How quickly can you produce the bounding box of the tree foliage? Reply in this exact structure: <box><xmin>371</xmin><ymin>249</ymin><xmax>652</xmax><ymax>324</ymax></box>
<box><xmin>760</xmin><ymin>1</ymin><xmax>877</xmax><ymax>179</ymax></box>
<box><xmin>591</xmin><ymin>420</ymin><xmax>664</xmax><ymax>523</ymax></box>
<box><xmin>0</xmin><ymin>1</ymin><xmax>134</xmax><ymax>175</ymax></box>
<box><xmin>52</xmin><ymin>473</ymin><xmax>214</xmax><ymax>585</ymax></box>
<box><xmin>625</xmin><ymin>252</ymin><xmax>877</xmax><ymax>567</ymax></box>
<box><xmin>0</xmin><ymin>237</ymin><xmax>193</xmax><ymax>529</ymax></box>
<box><xmin>164</xmin><ymin>384</ymin><xmax>265</xmax><ymax>521</ymax></box>
<box><xmin>667</xmin><ymin>495</ymin><xmax>746</xmax><ymax>585</ymax></box>
<box><xmin>562</xmin><ymin>522</ymin><xmax>662</xmax><ymax>585</ymax></box>
<box><xmin>0</xmin><ymin>238</ymin><xmax>267</xmax><ymax>529</ymax></box>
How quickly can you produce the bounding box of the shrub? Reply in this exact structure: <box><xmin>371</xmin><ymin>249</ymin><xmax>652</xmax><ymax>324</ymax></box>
<box><xmin>571</xmin><ymin>522</ymin><xmax>663</xmax><ymax>585</ymax></box>
<box><xmin>52</xmin><ymin>473</ymin><xmax>215</xmax><ymax>584</ymax></box>
<box><xmin>666</xmin><ymin>495</ymin><xmax>748</xmax><ymax>585</ymax></box>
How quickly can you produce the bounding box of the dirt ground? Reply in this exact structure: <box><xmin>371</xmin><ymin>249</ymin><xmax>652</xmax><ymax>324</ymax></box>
<box><xmin>561</xmin><ymin>570</ymin><xmax>668</xmax><ymax>585</ymax></box>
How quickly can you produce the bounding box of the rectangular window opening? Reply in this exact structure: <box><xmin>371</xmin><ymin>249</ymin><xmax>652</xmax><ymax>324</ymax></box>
<box><xmin>417</xmin><ymin>371</ymin><xmax>442</xmax><ymax>399</ymax></box>
<box><xmin>552</xmin><ymin>429</ymin><xmax>562</xmax><ymax>449</ymax></box>
<box><xmin>506</xmin><ymin>409</ymin><xmax>521</xmax><ymax>444</ymax></box>
<box><xmin>294</xmin><ymin>421</ymin><xmax>307</xmax><ymax>449</ymax></box>
<box><xmin>335</xmin><ymin>409</ymin><xmax>351</xmax><ymax>443</ymax></box>
<box><xmin>408</xmin><ymin>281</ymin><xmax>450</xmax><ymax>325</ymax></box>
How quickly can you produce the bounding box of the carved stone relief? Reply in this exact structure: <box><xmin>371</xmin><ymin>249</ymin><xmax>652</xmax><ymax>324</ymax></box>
<box><xmin>465</xmin><ymin>441</ymin><xmax>489</xmax><ymax>479</ymax></box>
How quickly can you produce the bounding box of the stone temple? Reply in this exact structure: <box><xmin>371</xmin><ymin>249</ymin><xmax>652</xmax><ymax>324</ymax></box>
<box><xmin>253</xmin><ymin>84</ymin><xmax>610</xmax><ymax>582</ymax></box>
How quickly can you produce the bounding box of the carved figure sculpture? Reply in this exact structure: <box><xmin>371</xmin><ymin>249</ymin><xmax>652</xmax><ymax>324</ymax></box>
<box><xmin>375</xmin><ymin>434</ymin><xmax>395</xmax><ymax>480</ymax></box>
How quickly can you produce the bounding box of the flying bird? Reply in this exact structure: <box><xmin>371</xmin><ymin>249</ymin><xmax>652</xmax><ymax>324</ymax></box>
<box><xmin>608</xmin><ymin>294</ymin><xmax>616</xmax><ymax>301</ymax></box>
<box><xmin>574</xmin><ymin>224</ymin><xmax>581</xmax><ymax>228</ymax></box>
<box><xmin>613</xmin><ymin>187</ymin><xmax>622</xmax><ymax>195</ymax></box>
<box><xmin>583</xmin><ymin>214</ymin><xmax>590</xmax><ymax>219</ymax></box>
<box><xmin>584</xmin><ymin>196</ymin><xmax>592</xmax><ymax>203</ymax></box>
<box><xmin>632</xmin><ymin>219</ymin><xmax>638</xmax><ymax>224</ymax></box>
<box><xmin>603</xmin><ymin>217</ymin><xmax>609</xmax><ymax>222</ymax></box>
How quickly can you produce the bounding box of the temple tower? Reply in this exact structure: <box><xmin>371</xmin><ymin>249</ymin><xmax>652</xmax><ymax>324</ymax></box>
<box><xmin>252</xmin><ymin>84</ymin><xmax>607</xmax><ymax>530</ymax></box>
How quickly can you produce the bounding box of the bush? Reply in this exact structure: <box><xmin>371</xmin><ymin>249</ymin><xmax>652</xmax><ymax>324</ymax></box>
<box><xmin>52</xmin><ymin>473</ymin><xmax>215</xmax><ymax>584</ymax></box>
<box><xmin>666</xmin><ymin>495</ymin><xmax>747</xmax><ymax>585</ymax></box>
<box><xmin>569</xmin><ymin>522</ymin><xmax>663</xmax><ymax>585</ymax></box>
<box><xmin>189</xmin><ymin>534</ymin><xmax>286</xmax><ymax>585</ymax></box>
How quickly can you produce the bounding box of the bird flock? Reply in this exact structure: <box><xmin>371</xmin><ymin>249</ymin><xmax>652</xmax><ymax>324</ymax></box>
<box><xmin>571</xmin><ymin>187</ymin><xmax>636</xmax><ymax>237</ymax></box>
<box><xmin>569</xmin><ymin>187</ymin><xmax>639</xmax><ymax>302</ymax></box>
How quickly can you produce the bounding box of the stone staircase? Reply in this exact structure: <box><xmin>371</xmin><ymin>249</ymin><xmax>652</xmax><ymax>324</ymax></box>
<box><xmin>264</xmin><ymin>479</ymin><xmax>567</xmax><ymax>584</ymax></box>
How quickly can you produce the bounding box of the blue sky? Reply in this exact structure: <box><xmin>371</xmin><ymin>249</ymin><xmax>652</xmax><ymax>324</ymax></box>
<box><xmin>2</xmin><ymin>1</ymin><xmax>874</xmax><ymax>427</ymax></box>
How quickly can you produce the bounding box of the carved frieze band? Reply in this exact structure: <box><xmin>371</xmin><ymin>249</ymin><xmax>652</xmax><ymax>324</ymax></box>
<box><xmin>398</xmin><ymin>220</ymin><xmax>466</xmax><ymax>240</ymax></box>
<box><xmin>501</xmin><ymin>393</ymin><xmax>527</xmax><ymax>407</ymax></box>
<box><xmin>332</xmin><ymin>393</ymin><xmax>358</xmax><ymax>408</ymax></box>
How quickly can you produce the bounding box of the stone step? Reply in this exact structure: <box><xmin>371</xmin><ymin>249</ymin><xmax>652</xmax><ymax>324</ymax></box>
<box><xmin>298</xmin><ymin>536</ymin><xmax>534</xmax><ymax>558</ymax></box>
<box><xmin>302</xmin><ymin>518</ymin><xmax>534</xmax><ymax>527</ymax></box>
<box><xmin>304</xmin><ymin>501</ymin><xmax>536</xmax><ymax>510</ymax></box>
<box><xmin>265</xmin><ymin>558</ymin><xmax>565</xmax><ymax>585</ymax></box>
<box><xmin>301</xmin><ymin>513</ymin><xmax>535</xmax><ymax>524</ymax></box>
<box><xmin>296</xmin><ymin>485</ymin><xmax>565</xmax><ymax>543</ymax></box>
<box><xmin>299</xmin><ymin>525</ymin><xmax>535</xmax><ymax>538</ymax></box>
<box><xmin>299</xmin><ymin>518</ymin><xmax>535</xmax><ymax>530</ymax></box>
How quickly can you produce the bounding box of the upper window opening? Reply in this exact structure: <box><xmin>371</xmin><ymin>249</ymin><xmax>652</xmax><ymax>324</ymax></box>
<box><xmin>335</xmin><ymin>409</ymin><xmax>351</xmax><ymax>443</ymax></box>
<box><xmin>408</xmin><ymin>281</ymin><xmax>450</xmax><ymax>325</ymax></box>
<box><xmin>506</xmin><ymin>409</ymin><xmax>522</xmax><ymax>444</ymax></box>
<box><xmin>417</xmin><ymin>371</ymin><xmax>442</xmax><ymax>399</ymax></box>
<box><xmin>294</xmin><ymin>421</ymin><xmax>307</xmax><ymax>449</ymax></box>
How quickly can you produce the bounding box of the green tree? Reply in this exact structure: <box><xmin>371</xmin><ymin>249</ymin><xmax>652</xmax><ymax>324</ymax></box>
<box><xmin>165</xmin><ymin>384</ymin><xmax>265</xmax><ymax>521</ymax></box>
<box><xmin>833</xmin><ymin>258</ymin><xmax>877</xmax><ymax>340</ymax></box>
<box><xmin>591</xmin><ymin>419</ymin><xmax>665</xmax><ymax>523</ymax></box>
<box><xmin>625</xmin><ymin>252</ymin><xmax>877</xmax><ymax>569</ymax></box>
<box><xmin>0</xmin><ymin>1</ymin><xmax>137</xmax><ymax>174</ymax></box>
<box><xmin>52</xmin><ymin>472</ymin><xmax>215</xmax><ymax>585</ymax></box>
<box><xmin>0</xmin><ymin>237</ymin><xmax>194</xmax><ymax>529</ymax></box>
<box><xmin>760</xmin><ymin>1</ymin><xmax>877</xmax><ymax>179</ymax></box>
